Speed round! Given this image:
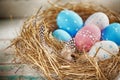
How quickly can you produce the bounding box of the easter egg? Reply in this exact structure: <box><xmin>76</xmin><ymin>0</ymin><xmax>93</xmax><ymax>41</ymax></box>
<box><xmin>101</xmin><ymin>23</ymin><xmax>120</xmax><ymax>46</ymax></box>
<box><xmin>57</xmin><ymin>9</ymin><xmax>83</xmax><ymax>37</ymax></box>
<box><xmin>88</xmin><ymin>41</ymin><xmax>119</xmax><ymax>61</ymax></box>
<box><xmin>85</xmin><ymin>12</ymin><xmax>109</xmax><ymax>30</ymax></box>
<box><xmin>75</xmin><ymin>24</ymin><xmax>101</xmax><ymax>52</ymax></box>
<box><xmin>52</xmin><ymin>29</ymin><xmax>72</xmax><ymax>42</ymax></box>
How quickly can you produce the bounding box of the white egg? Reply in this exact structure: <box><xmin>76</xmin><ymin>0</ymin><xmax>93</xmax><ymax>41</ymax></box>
<box><xmin>88</xmin><ymin>41</ymin><xmax>119</xmax><ymax>61</ymax></box>
<box><xmin>85</xmin><ymin>12</ymin><xmax>109</xmax><ymax>30</ymax></box>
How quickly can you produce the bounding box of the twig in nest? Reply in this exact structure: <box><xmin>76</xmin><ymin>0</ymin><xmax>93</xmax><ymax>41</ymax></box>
<box><xmin>83</xmin><ymin>49</ymin><xmax>108</xmax><ymax>80</ymax></box>
<box><xmin>33</xmin><ymin>6</ymin><xmax>42</xmax><ymax>27</ymax></box>
<box><xmin>39</xmin><ymin>24</ymin><xmax>63</xmax><ymax>79</ymax></box>
<box><xmin>48</xmin><ymin>0</ymin><xmax>65</xmax><ymax>10</ymax></box>
<box><xmin>15</xmin><ymin>65</ymin><xmax>24</xmax><ymax>74</ymax></box>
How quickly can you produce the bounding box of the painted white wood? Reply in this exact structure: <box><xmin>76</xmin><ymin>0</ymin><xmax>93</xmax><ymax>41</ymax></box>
<box><xmin>0</xmin><ymin>0</ymin><xmax>120</xmax><ymax>18</ymax></box>
<box><xmin>0</xmin><ymin>19</ymin><xmax>24</xmax><ymax>39</ymax></box>
<box><xmin>0</xmin><ymin>0</ymin><xmax>50</xmax><ymax>18</ymax></box>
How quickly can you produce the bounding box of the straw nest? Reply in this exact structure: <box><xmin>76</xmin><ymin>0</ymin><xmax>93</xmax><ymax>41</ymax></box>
<box><xmin>12</xmin><ymin>1</ymin><xmax>120</xmax><ymax>80</ymax></box>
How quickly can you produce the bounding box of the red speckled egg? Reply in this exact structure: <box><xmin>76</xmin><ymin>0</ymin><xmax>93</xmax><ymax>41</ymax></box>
<box><xmin>75</xmin><ymin>24</ymin><xmax>101</xmax><ymax>52</ymax></box>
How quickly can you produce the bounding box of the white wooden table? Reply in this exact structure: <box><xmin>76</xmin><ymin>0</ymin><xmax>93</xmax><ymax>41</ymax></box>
<box><xmin>0</xmin><ymin>19</ymin><xmax>45</xmax><ymax>80</ymax></box>
<box><xmin>0</xmin><ymin>0</ymin><xmax>120</xmax><ymax>18</ymax></box>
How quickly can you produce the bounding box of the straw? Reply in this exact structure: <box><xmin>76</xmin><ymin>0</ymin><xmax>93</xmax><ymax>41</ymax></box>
<box><xmin>11</xmin><ymin>1</ymin><xmax>120</xmax><ymax>80</ymax></box>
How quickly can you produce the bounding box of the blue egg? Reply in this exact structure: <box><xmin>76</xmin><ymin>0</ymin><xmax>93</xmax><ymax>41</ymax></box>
<box><xmin>57</xmin><ymin>9</ymin><xmax>83</xmax><ymax>37</ymax></box>
<box><xmin>52</xmin><ymin>29</ymin><xmax>72</xmax><ymax>42</ymax></box>
<box><xmin>101</xmin><ymin>23</ymin><xmax>120</xmax><ymax>45</ymax></box>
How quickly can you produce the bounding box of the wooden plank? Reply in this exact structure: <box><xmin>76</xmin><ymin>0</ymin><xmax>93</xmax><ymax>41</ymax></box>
<box><xmin>0</xmin><ymin>0</ymin><xmax>120</xmax><ymax>18</ymax></box>
<box><xmin>0</xmin><ymin>0</ymin><xmax>49</xmax><ymax>18</ymax></box>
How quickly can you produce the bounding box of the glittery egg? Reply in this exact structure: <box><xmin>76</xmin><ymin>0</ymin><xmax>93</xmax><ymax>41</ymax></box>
<box><xmin>85</xmin><ymin>12</ymin><xmax>109</xmax><ymax>30</ymax></box>
<box><xmin>52</xmin><ymin>29</ymin><xmax>72</xmax><ymax>42</ymax></box>
<box><xmin>57</xmin><ymin>9</ymin><xmax>83</xmax><ymax>37</ymax></box>
<box><xmin>102</xmin><ymin>23</ymin><xmax>120</xmax><ymax>46</ymax></box>
<box><xmin>75</xmin><ymin>24</ymin><xmax>101</xmax><ymax>52</ymax></box>
<box><xmin>88</xmin><ymin>41</ymin><xmax>119</xmax><ymax>61</ymax></box>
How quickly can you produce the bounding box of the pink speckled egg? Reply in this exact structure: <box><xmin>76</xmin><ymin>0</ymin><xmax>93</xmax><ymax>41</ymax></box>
<box><xmin>75</xmin><ymin>24</ymin><xmax>101</xmax><ymax>52</ymax></box>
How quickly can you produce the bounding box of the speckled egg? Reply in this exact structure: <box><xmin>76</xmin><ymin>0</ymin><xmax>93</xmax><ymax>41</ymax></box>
<box><xmin>57</xmin><ymin>9</ymin><xmax>83</xmax><ymax>37</ymax></box>
<box><xmin>102</xmin><ymin>23</ymin><xmax>120</xmax><ymax>46</ymax></box>
<box><xmin>75</xmin><ymin>24</ymin><xmax>101</xmax><ymax>52</ymax></box>
<box><xmin>52</xmin><ymin>29</ymin><xmax>72</xmax><ymax>42</ymax></box>
<box><xmin>88</xmin><ymin>41</ymin><xmax>119</xmax><ymax>61</ymax></box>
<box><xmin>85</xmin><ymin>12</ymin><xmax>109</xmax><ymax>30</ymax></box>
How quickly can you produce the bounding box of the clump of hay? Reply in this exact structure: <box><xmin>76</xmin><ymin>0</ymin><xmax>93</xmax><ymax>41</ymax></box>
<box><xmin>12</xmin><ymin>1</ymin><xmax>120</xmax><ymax>80</ymax></box>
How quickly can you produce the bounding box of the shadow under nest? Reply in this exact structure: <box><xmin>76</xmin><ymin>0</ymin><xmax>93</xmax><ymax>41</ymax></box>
<box><xmin>12</xmin><ymin>2</ymin><xmax>120</xmax><ymax>80</ymax></box>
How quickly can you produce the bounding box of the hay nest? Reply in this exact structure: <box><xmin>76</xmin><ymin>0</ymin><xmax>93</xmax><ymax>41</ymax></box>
<box><xmin>12</xmin><ymin>1</ymin><xmax>120</xmax><ymax>80</ymax></box>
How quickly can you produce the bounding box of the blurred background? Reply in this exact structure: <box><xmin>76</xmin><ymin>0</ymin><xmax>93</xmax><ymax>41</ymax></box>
<box><xmin>0</xmin><ymin>0</ymin><xmax>120</xmax><ymax>39</ymax></box>
<box><xmin>0</xmin><ymin>0</ymin><xmax>120</xmax><ymax>19</ymax></box>
<box><xmin>0</xmin><ymin>0</ymin><xmax>120</xmax><ymax>80</ymax></box>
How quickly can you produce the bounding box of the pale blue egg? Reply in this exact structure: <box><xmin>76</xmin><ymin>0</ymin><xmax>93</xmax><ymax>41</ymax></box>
<box><xmin>52</xmin><ymin>29</ymin><xmax>72</xmax><ymax>42</ymax></box>
<box><xmin>56</xmin><ymin>9</ymin><xmax>83</xmax><ymax>37</ymax></box>
<box><xmin>102</xmin><ymin>23</ymin><xmax>120</xmax><ymax>45</ymax></box>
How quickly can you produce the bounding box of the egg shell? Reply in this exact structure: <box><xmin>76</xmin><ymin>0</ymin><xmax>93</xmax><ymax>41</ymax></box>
<box><xmin>85</xmin><ymin>12</ymin><xmax>109</xmax><ymax>30</ymax></box>
<box><xmin>57</xmin><ymin>9</ymin><xmax>83</xmax><ymax>37</ymax></box>
<box><xmin>102</xmin><ymin>23</ymin><xmax>120</xmax><ymax>46</ymax></box>
<box><xmin>52</xmin><ymin>29</ymin><xmax>72</xmax><ymax>42</ymax></box>
<box><xmin>88</xmin><ymin>41</ymin><xmax>119</xmax><ymax>61</ymax></box>
<box><xmin>75</xmin><ymin>24</ymin><xmax>101</xmax><ymax>52</ymax></box>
